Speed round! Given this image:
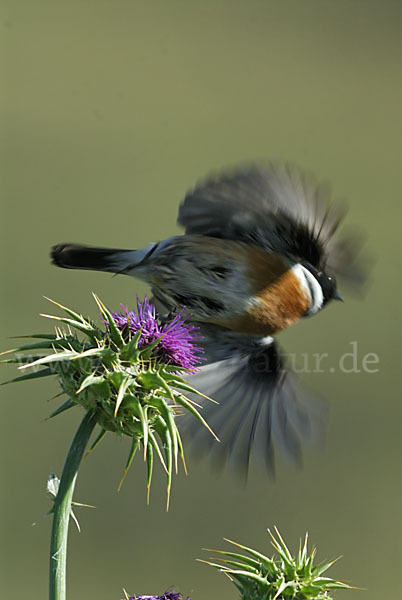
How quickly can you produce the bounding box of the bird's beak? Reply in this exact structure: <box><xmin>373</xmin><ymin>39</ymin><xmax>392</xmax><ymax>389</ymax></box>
<box><xmin>333</xmin><ymin>291</ymin><xmax>344</xmax><ymax>302</ymax></box>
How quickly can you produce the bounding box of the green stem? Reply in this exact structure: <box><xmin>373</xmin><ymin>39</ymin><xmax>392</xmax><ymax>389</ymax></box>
<box><xmin>49</xmin><ymin>410</ymin><xmax>97</xmax><ymax>600</ymax></box>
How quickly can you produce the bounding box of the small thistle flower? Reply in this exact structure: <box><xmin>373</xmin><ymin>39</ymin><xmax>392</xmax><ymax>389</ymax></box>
<box><xmin>127</xmin><ymin>592</ymin><xmax>189</xmax><ymax>600</ymax></box>
<box><xmin>201</xmin><ymin>527</ymin><xmax>353</xmax><ymax>600</ymax></box>
<box><xmin>1</xmin><ymin>294</ymin><xmax>217</xmax><ymax>506</ymax></box>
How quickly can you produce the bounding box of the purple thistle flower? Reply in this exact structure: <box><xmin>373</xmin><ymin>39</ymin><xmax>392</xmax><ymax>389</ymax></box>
<box><xmin>129</xmin><ymin>593</ymin><xmax>189</xmax><ymax>600</ymax></box>
<box><xmin>110</xmin><ymin>296</ymin><xmax>204</xmax><ymax>372</ymax></box>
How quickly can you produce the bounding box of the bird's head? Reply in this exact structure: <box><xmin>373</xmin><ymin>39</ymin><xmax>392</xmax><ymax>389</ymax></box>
<box><xmin>298</xmin><ymin>262</ymin><xmax>343</xmax><ymax>316</ymax></box>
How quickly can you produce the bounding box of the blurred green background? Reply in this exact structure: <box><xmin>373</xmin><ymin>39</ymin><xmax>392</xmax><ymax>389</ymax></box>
<box><xmin>1</xmin><ymin>1</ymin><xmax>401</xmax><ymax>598</ymax></box>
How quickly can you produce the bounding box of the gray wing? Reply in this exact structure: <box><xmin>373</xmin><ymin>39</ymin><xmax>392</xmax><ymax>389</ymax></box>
<box><xmin>178</xmin><ymin>163</ymin><xmax>366</xmax><ymax>287</ymax></box>
<box><xmin>177</xmin><ymin>323</ymin><xmax>326</xmax><ymax>478</ymax></box>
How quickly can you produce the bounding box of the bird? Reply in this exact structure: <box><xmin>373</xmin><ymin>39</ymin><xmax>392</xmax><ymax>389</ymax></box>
<box><xmin>51</xmin><ymin>162</ymin><xmax>365</xmax><ymax>477</ymax></box>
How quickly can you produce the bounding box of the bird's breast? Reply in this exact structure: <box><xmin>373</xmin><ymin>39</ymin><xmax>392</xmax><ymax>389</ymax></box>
<box><xmin>220</xmin><ymin>249</ymin><xmax>311</xmax><ymax>336</ymax></box>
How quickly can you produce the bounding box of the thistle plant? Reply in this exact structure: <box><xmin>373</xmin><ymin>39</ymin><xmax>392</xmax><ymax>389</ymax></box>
<box><xmin>1</xmin><ymin>294</ymin><xmax>216</xmax><ymax>600</ymax></box>
<box><xmin>201</xmin><ymin>527</ymin><xmax>352</xmax><ymax>600</ymax></box>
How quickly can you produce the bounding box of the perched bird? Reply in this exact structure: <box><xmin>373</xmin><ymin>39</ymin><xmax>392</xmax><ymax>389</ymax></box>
<box><xmin>51</xmin><ymin>163</ymin><xmax>365</xmax><ymax>476</ymax></box>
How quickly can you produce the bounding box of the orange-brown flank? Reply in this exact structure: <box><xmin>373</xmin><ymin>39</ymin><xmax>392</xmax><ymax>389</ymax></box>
<box><xmin>224</xmin><ymin>248</ymin><xmax>310</xmax><ymax>336</ymax></box>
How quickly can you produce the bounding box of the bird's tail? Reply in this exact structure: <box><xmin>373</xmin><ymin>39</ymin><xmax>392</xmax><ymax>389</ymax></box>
<box><xmin>51</xmin><ymin>243</ymin><xmax>156</xmax><ymax>275</ymax></box>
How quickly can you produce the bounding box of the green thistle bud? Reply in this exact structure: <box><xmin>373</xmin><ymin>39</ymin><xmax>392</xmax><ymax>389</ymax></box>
<box><xmin>201</xmin><ymin>527</ymin><xmax>353</xmax><ymax>599</ymax></box>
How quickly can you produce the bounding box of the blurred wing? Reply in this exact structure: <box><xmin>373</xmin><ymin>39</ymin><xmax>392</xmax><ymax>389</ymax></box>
<box><xmin>178</xmin><ymin>163</ymin><xmax>365</xmax><ymax>285</ymax></box>
<box><xmin>178</xmin><ymin>329</ymin><xmax>326</xmax><ymax>478</ymax></box>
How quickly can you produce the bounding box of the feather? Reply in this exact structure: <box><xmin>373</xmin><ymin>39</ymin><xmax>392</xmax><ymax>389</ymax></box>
<box><xmin>178</xmin><ymin>329</ymin><xmax>326</xmax><ymax>478</ymax></box>
<box><xmin>178</xmin><ymin>162</ymin><xmax>366</xmax><ymax>286</ymax></box>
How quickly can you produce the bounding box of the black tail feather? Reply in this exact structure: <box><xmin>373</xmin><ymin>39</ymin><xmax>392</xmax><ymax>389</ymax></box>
<box><xmin>51</xmin><ymin>243</ymin><xmax>129</xmax><ymax>272</ymax></box>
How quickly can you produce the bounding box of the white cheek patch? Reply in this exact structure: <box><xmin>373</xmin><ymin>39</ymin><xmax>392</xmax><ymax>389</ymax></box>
<box><xmin>292</xmin><ymin>264</ymin><xmax>324</xmax><ymax>315</ymax></box>
<box><xmin>258</xmin><ymin>335</ymin><xmax>274</xmax><ymax>346</ymax></box>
